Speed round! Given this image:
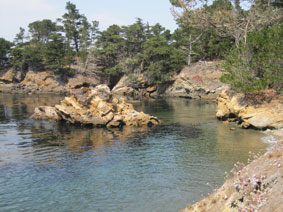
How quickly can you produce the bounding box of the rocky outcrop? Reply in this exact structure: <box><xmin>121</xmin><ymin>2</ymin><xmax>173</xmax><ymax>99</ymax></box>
<box><xmin>112</xmin><ymin>62</ymin><xmax>228</xmax><ymax>99</ymax></box>
<box><xmin>112</xmin><ymin>75</ymin><xmax>161</xmax><ymax>98</ymax></box>
<box><xmin>18</xmin><ymin>71</ymin><xmax>68</xmax><ymax>94</ymax></box>
<box><xmin>0</xmin><ymin>69</ymin><xmax>26</xmax><ymax>83</ymax></box>
<box><xmin>181</xmin><ymin>142</ymin><xmax>283</xmax><ymax>212</ymax></box>
<box><xmin>0</xmin><ymin>62</ymin><xmax>105</xmax><ymax>94</ymax></box>
<box><xmin>0</xmin><ymin>61</ymin><xmax>227</xmax><ymax>99</ymax></box>
<box><xmin>165</xmin><ymin>61</ymin><xmax>228</xmax><ymax>99</ymax></box>
<box><xmin>216</xmin><ymin>90</ymin><xmax>283</xmax><ymax>130</ymax></box>
<box><xmin>66</xmin><ymin>74</ymin><xmax>101</xmax><ymax>89</ymax></box>
<box><xmin>0</xmin><ymin>71</ymin><xmax>68</xmax><ymax>94</ymax></box>
<box><xmin>31</xmin><ymin>85</ymin><xmax>160</xmax><ymax>128</ymax></box>
<box><xmin>112</xmin><ymin>76</ymin><xmax>139</xmax><ymax>97</ymax></box>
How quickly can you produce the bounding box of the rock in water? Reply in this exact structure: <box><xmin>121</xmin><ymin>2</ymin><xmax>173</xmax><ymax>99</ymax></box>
<box><xmin>216</xmin><ymin>90</ymin><xmax>283</xmax><ymax>130</ymax></box>
<box><xmin>31</xmin><ymin>84</ymin><xmax>160</xmax><ymax>128</ymax></box>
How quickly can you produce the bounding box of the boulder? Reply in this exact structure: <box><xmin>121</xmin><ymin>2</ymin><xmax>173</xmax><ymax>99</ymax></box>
<box><xmin>31</xmin><ymin>84</ymin><xmax>160</xmax><ymax>128</ymax></box>
<box><xmin>216</xmin><ymin>90</ymin><xmax>283</xmax><ymax>129</ymax></box>
<box><xmin>66</xmin><ymin>59</ymin><xmax>106</xmax><ymax>90</ymax></box>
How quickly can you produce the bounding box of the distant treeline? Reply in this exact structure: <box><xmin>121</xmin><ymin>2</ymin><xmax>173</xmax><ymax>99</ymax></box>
<box><xmin>0</xmin><ymin>0</ymin><xmax>282</xmax><ymax>91</ymax></box>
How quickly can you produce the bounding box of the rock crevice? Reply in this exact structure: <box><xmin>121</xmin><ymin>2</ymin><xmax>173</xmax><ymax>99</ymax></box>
<box><xmin>31</xmin><ymin>85</ymin><xmax>160</xmax><ymax>128</ymax></box>
<box><xmin>216</xmin><ymin>90</ymin><xmax>283</xmax><ymax>130</ymax></box>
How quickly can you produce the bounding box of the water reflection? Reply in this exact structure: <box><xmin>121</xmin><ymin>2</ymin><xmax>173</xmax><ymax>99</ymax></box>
<box><xmin>134</xmin><ymin>98</ymin><xmax>216</xmax><ymax>125</ymax></box>
<box><xmin>216</xmin><ymin>122</ymin><xmax>266</xmax><ymax>165</ymax></box>
<box><xmin>0</xmin><ymin>94</ymin><xmax>267</xmax><ymax>212</ymax></box>
<box><xmin>0</xmin><ymin>93</ymin><xmax>63</xmax><ymax>121</ymax></box>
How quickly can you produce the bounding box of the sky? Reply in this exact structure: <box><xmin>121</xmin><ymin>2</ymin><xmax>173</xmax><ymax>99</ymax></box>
<box><xmin>0</xmin><ymin>0</ymin><xmax>178</xmax><ymax>41</ymax></box>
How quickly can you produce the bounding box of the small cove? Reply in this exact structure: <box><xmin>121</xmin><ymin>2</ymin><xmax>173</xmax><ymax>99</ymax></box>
<box><xmin>0</xmin><ymin>94</ymin><xmax>267</xmax><ymax>212</ymax></box>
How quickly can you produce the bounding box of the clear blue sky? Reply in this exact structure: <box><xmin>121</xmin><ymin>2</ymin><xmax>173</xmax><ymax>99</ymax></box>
<box><xmin>0</xmin><ymin>0</ymin><xmax>178</xmax><ymax>41</ymax></box>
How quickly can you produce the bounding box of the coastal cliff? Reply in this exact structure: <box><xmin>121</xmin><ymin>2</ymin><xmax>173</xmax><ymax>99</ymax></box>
<box><xmin>0</xmin><ymin>62</ymin><xmax>227</xmax><ymax>99</ymax></box>
<box><xmin>112</xmin><ymin>61</ymin><xmax>228</xmax><ymax>99</ymax></box>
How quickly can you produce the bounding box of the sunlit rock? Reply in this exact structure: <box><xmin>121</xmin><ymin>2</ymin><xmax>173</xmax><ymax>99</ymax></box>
<box><xmin>31</xmin><ymin>84</ymin><xmax>160</xmax><ymax>128</ymax></box>
<box><xmin>20</xmin><ymin>71</ymin><xmax>67</xmax><ymax>94</ymax></box>
<box><xmin>165</xmin><ymin>61</ymin><xmax>228</xmax><ymax>99</ymax></box>
<box><xmin>216</xmin><ymin>90</ymin><xmax>283</xmax><ymax>130</ymax></box>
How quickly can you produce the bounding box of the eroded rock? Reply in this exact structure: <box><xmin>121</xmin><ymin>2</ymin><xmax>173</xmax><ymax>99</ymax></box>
<box><xmin>31</xmin><ymin>84</ymin><xmax>160</xmax><ymax>128</ymax></box>
<box><xmin>165</xmin><ymin>61</ymin><xmax>228</xmax><ymax>99</ymax></box>
<box><xmin>20</xmin><ymin>71</ymin><xmax>67</xmax><ymax>94</ymax></box>
<box><xmin>66</xmin><ymin>74</ymin><xmax>100</xmax><ymax>89</ymax></box>
<box><xmin>216</xmin><ymin>90</ymin><xmax>283</xmax><ymax>129</ymax></box>
<box><xmin>0</xmin><ymin>69</ymin><xmax>26</xmax><ymax>83</ymax></box>
<box><xmin>112</xmin><ymin>62</ymin><xmax>228</xmax><ymax>99</ymax></box>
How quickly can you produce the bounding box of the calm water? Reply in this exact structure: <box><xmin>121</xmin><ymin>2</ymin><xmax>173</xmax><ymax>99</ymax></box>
<box><xmin>0</xmin><ymin>94</ymin><xmax>267</xmax><ymax>212</ymax></box>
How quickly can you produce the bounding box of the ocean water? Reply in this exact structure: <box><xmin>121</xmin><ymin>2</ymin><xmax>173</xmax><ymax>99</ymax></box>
<box><xmin>0</xmin><ymin>94</ymin><xmax>266</xmax><ymax>212</ymax></box>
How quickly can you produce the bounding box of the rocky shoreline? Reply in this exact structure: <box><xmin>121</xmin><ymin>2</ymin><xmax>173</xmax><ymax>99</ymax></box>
<box><xmin>112</xmin><ymin>61</ymin><xmax>228</xmax><ymax>99</ymax></box>
<box><xmin>1</xmin><ymin>62</ymin><xmax>282</xmax><ymax>211</ymax></box>
<box><xmin>0</xmin><ymin>61</ymin><xmax>227</xmax><ymax>99</ymax></box>
<box><xmin>216</xmin><ymin>89</ymin><xmax>283</xmax><ymax>130</ymax></box>
<box><xmin>181</xmin><ymin>90</ymin><xmax>283</xmax><ymax>212</ymax></box>
<box><xmin>181</xmin><ymin>134</ymin><xmax>283</xmax><ymax>212</ymax></box>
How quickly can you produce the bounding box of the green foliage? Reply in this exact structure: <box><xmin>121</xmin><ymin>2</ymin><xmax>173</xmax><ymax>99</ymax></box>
<box><xmin>173</xmin><ymin>23</ymin><xmax>233</xmax><ymax>62</ymax></box>
<box><xmin>169</xmin><ymin>0</ymin><xmax>182</xmax><ymax>7</ymax></box>
<box><xmin>14</xmin><ymin>27</ymin><xmax>25</xmax><ymax>44</ymax></box>
<box><xmin>28</xmin><ymin>19</ymin><xmax>57</xmax><ymax>43</ymax></box>
<box><xmin>61</xmin><ymin>1</ymin><xmax>95</xmax><ymax>59</ymax></box>
<box><xmin>122</xmin><ymin>18</ymin><xmax>147</xmax><ymax>57</ymax></box>
<box><xmin>43</xmin><ymin>33</ymin><xmax>74</xmax><ymax>72</ymax></box>
<box><xmin>0</xmin><ymin>38</ymin><xmax>13</xmax><ymax>68</ymax></box>
<box><xmin>272</xmin><ymin>0</ymin><xmax>283</xmax><ymax>7</ymax></box>
<box><xmin>94</xmin><ymin>21</ymin><xmax>186</xmax><ymax>86</ymax></box>
<box><xmin>205</xmin><ymin>0</ymin><xmax>233</xmax><ymax>11</ymax></box>
<box><xmin>95</xmin><ymin>25</ymin><xmax>125</xmax><ymax>73</ymax></box>
<box><xmin>10</xmin><ymin>19</ymin><xmax>75</xmax><ymax>74</ymax></box>
<box><xmin>221</xmin><ymin>24</ymin><xmax>283</xmax><ymax>92</ymax></box>
<box><xmin>141</xmin><ymin>30</ymin><xmax>186</xmax><ymax>84</ymax></box>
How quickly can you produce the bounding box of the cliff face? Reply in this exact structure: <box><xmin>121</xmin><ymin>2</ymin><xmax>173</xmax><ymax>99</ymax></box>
<box><xmin>112</xmin><ymin>61</ymin><xmax>228</xmax><ymax>99</ymax></box>
<box><xmin>0</xmin><ymin>71</ymin><xmax>68</xmax><ymax>94</ymax></box>
<box><xmin>216</xmin><ymin>90</ymin><xmax>283</xmax><ymax>130</ymax></box>
<box><xmin>0</xmin><ymin>61</ymin><xmax>228</xmax><ymax>99</ymax></box>
<box><xmin>165</xmin><ymin>61</ymin><xmax>228</xmax><ymax>99</ymax></box>
<box><xmin>0</xmin><ymin>63</ymin><xmax>106</xmax><ymax>94</ymax></box>
<box><xmin>181</xmin><ymin>141</ymin><xmax>283</xmax><ymax>212</ymax></box>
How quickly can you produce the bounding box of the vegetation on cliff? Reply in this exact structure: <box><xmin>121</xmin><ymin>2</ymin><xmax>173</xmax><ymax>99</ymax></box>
<box><xmin>171</xmin><ymin>0</ymin><xmax>283</xmax><ymax>93</ymax></box>
<box><xmin>0</xmin><ymin>0</ymin><xmax>282</xmax><ymax>92</ymax></box>
<box><xmin>0</xmin><ymin>2</ymin><xmax>188</xmax><ymax>86</ymax></box>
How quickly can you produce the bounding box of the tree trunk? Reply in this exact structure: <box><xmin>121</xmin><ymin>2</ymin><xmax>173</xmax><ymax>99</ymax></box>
<box><xmin>188</xmin><ymin>35</ymin><xmax>192</xmax><ymax>66</ymax></box>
